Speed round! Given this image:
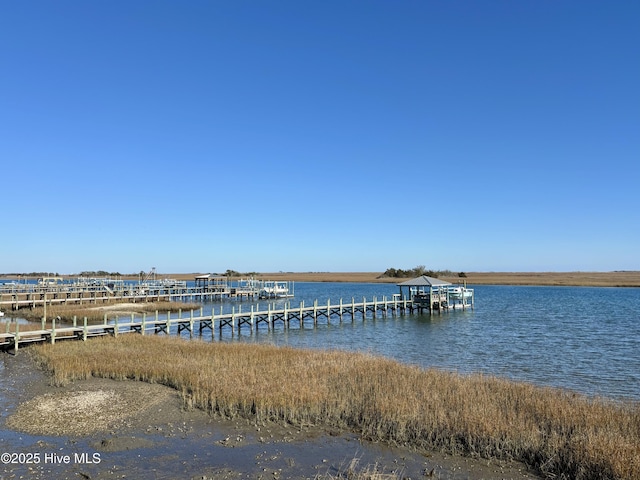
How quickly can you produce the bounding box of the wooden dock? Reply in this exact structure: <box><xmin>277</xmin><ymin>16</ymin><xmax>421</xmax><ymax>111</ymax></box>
<box><xmin>0</xmin><ymin>275</ymin><xmax>297</xmax><ymax>311</ymax></box>
<box><xmin>0</xmin><ymin>296</ymin><xmax>470</xmax><ymax>353</ymax></box>
<box><xmin>0</xmin><ymin>284</ymin><xmax>260</xmax><ymax>311</ymax></box>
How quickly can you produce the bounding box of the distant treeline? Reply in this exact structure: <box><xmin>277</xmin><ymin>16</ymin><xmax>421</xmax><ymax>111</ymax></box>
<box><xmin>378</xmin><ymin>265</ymin><xmax>467</xmax><ymax>279</ymax></box>
<box><xmin>223</xmin><ymin>269</ymin><xmax>260</xmax><ymax>277</ymax></box>
<box><xmin>1</xmin><ymin>271</ymin><xmax>123</xmax><ymax>277</ymax></box>
<box><xmin>80</xmin><ymin>270</ymin><xmax>123</xmax><ymax>277</ymax></box>
<box><xmin>1</xmin><ymin>272</ymin><xmax>64</xmax><ymax>277</ymax></box>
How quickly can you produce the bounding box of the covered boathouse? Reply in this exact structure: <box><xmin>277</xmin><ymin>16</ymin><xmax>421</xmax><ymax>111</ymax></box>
<box><xmin>397</xmin><ymin>275</ymin><xmax>474</xmax><ymax>312</ymax></box>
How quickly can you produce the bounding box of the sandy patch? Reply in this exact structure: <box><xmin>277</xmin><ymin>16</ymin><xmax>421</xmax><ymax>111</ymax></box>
<box><xmin>7</xmin><ymin>379</ymin><xmax>177</xmax><ymax>436</ymax></box>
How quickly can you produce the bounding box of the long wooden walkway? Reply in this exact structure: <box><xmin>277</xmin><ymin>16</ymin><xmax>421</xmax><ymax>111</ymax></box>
<box><xmin>0</xmin><ymin>296</ymin><xmax>468</xmax><ymax>352</ymax></box>
<box><xmin>0</xmin><ymin>286</ymin><xmax>256</xmax><ymax>311</ymax></box>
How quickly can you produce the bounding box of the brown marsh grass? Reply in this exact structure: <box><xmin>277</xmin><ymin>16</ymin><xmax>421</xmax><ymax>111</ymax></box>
<box><xmin>249</xmin><ymin>271</ymin><xmax>640</xmax><ymax>287</ymax></box>
<box><xmin>33</xmin><ymin>335</ymin><xmax>640</xmax><ymax>480</ymax></box>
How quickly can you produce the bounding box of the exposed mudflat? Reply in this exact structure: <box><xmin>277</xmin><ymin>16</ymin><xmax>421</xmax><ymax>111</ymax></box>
<box><xmin>1</xmin><ymin>352</ymin><xmax>541</xmax><ymax>479</ymax></box>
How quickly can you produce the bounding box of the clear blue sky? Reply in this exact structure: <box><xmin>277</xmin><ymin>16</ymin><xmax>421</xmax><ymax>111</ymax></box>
<box><xmin>1</xmin><ymin>1</ymin><xmax>638</xmax><ymax>274</ymax></box>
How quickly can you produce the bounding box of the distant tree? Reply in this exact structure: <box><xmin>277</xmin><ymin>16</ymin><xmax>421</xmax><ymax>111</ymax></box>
<box><xmin>458</xmin><ymin>272</ymin><xmax>467</xmax><ymax>278</ymax></box>
<box><xmin>413</xmin><ymin>265</ymin><xmax>426</xmax><ymax>276</ymax></box>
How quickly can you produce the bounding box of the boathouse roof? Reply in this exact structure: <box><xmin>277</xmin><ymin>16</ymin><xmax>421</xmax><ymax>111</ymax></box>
<box><xmin>397</xmin><ymin>275</ymin><xmax>452</xmax><ymax>287</ymax></box>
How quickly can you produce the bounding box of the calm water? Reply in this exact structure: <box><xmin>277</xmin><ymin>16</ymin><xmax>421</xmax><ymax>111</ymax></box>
<box><xmin>3</xmin><ymin>282</ymin><xmax>640</xmax><ymax>401</ymax></box>
<box><xmin>200</xmin><ymin>282</ymin><xmax>640</xmax><ymax>401</ymax></box>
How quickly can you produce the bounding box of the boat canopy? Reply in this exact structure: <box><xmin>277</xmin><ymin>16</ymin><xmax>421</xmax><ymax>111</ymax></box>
<box><xmin>396</xmin><ymin>275</ymin><xmax>452</xmax><ymax>287</ymax></box>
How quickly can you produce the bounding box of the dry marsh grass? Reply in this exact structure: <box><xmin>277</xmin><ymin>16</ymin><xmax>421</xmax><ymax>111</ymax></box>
<box><xmin>251</xmin><ymin>271</ymin><xmax>640</xmax><ymax>287</ymax></box>
<box><xmin>33</xmin><ymin>335</ymin><xmax>640</xmax><ymax>480</ymax></box>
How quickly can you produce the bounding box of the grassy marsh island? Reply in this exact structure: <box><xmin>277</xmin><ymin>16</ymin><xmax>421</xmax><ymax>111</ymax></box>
<box><xmin>1</xmin><ymin>301</ymin><xmax>197</xmax><ymax>324</ymax></box>
<box><xmin>30</xmin><ymin>335</ymin><xmax>640</xmax><ymax>480</ymax></box>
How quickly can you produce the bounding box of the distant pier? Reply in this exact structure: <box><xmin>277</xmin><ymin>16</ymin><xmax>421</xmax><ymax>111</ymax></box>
<box><xmin>0</xmin><ymin>275</ymin><xmax>295</xmax><ymax>311</ymax></box>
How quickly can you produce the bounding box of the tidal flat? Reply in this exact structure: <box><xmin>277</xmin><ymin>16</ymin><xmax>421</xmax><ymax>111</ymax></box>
<box><xmin>5</xmin><ymin>334</ymin><xmax>640</xmax><ymax>479</ymax></box>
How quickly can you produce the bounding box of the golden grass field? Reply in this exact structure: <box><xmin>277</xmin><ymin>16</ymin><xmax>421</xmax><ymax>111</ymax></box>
<box><xmin>162</xmin><ymin>271</ymin><xmax>640</xmax><ymax>287</ymax></box>
<box><xmin>4</xmin><ymin>271</ymin><xmax>639</xmax><ymax>286</ymax></box>
<box><xmin>32</xmin><ymin>335</ymin><xmax>640</xmax><ymax>480</ymax></box>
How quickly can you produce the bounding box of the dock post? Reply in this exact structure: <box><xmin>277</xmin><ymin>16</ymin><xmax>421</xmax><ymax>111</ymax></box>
<box><xmin>211</xmin><ymin>307</ymin><xmax>216</xmax><ymax>341</ymax></box>
<box><xmin>339</xmin><ymin>298</ymin><xmax>343</xmax><ymax>323</ymax></box>
<box><xmin>313</xmin><ymin>300</ymin><xmax>318</xmax><ymax>325</ymax></box>
<box><xmin>104</xmin><ymin>313</ymin><xmax>108</xmax><ymax>325</ymax></box>
<box><xmin>351</xmin><ymin>297</ymin><xmax>355</xmax><ymax>322</ymax></box>
<box><xmin>327</xmin><ymin>298</ymin><xmax>331</xmax><ymax>323</ymax></box>
<box><xmin>51</xmin><ymin>316</ymin><xmax>56</xmax><ymax>344</ymax></box>
<box><xmin>83</xmin><ymin>317</ymin><xmax>88</xmax><ymax>341</ymax></box>
<box><xmin>14</xmin><ymin>322</ymin><xmax>19</xmax><ymax>354</ymax></box>
<box><xmin>267</xmin><ymin>304</ymin><xmax>272</xmax><ymax>331</ymax></box>
<box><xmin>73</xmin><ymin>316</ymin><xmax>77</xmax><ymax>328</ymax></box>
<box><xmin>114</xmin><ymin>317</ymin><xmax>119</xmax><ymax>337</ymax></box>
<box><xmin>250</xmin><ymin>306</ymin><xmax>255</xmax><ymax>333</ymax></box>
<box><xmin>363</xmin><ymin>297</ymin><xmax>367</xmax><ymax>321</ymax></box>
<box><xmin>284</xmin><ymin>303</ymin><xmax>289</xmax><ymax>329</ymax></box>
<box><xmin>231</xmin><ymin>307</ymin><xmax>236</xmax><ymax>336</ymax></box>
<box><xmin>155</xmin><ymin>310</ymin><xmax>159</xmax><ymax>322</ymax></box>
<box><xmin>166</xmin><ymin>311</ymin><xmax>171</xmax><ymax>335</ymax></box>
<box><xmin>373</xmin><ymin>296</ymin><xmax>377</xmax><ymax>319</ymax></box>
<box><xmin>41</xmin><ymin>317</ymin><xmax>46</xmax><ymax>330</ymax></box>
<box><xmin>190</xmin><ymin>309</ymin><xmax>194</xmax><ymax>338</ymax></box>
<box><xmin>142</xmin><ymin>313</ymin><xmax>146</xmax><ymax>335</ymax></box>
<box><xmin>299</xmin><ymin>301</ymin><xmax>304</xmax><ymax>328</ymax></box>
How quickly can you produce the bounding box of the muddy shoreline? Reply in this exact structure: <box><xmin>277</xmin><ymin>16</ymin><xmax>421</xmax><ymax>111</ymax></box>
<box><xmin>1</xmin><ymin>352</ymin><xmax>540</xmax><ymax>479</ymax></box>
